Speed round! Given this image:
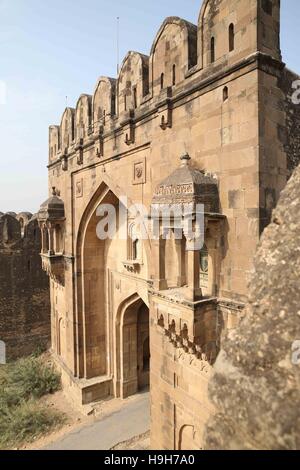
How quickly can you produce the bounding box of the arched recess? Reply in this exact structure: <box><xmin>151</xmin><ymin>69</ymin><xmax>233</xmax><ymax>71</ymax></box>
<box><xmin>114</xmin><ymin>293</ymin><xmax>150</xmax><ymax>399</ymax></box>
<box><xmin>117</xmin><ymin>51</ymin><xmax>149</xmax><ymax>114</ymax></box>
<box><xmin>149</xmin><ymin>17</ymin><xmax>197</xmax><ymax>96</ymax></box>
<box><xmin>178</xmin><ymin>425</ymin><xmax>197</xmax><ymax>450</ymax></box>
<box><xmin>75</xmin><ymin>175</ymin><xmax>152</xmax><ymax>381</ymax></box>
<box><xmin>57</xmin><ymin>317</ymin><xmax>63</xmax><ymax>356</ymax></box>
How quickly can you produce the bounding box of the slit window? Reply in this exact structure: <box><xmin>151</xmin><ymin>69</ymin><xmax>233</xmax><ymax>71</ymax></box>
<box><xmin>133</xmin><ymin>87</ymin><xmax>137</xmax><ymax>109</ymax></box>
<box><xmin>229</xmin><ymin>24</ymin><xmax>235</xmax><ymax>52</ymax></box>
<box><xmin>223</xmin><ymin>86</ymin><xmax>229</xmax><ymax>102</ymax></box>
<box><xmin>172</xmin><ymin>65</ymin><xmax>176</xmax><ymax>86</ymax></box>
<box><xmin>160</xmin><ymin>73</ymin><xmax>164</xmax><ymax>90</ymax></box>
<box><xmin>211</xmin><ymin>37</ymin><xmax>215</xmax><ymax>63</ymax></box>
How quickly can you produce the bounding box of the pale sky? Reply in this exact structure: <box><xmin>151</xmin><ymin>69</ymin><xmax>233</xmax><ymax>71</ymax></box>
<box><xmin>0</xmin><ymin>0</ymin><xmax>299</xmax><ymax>214</ymax></box>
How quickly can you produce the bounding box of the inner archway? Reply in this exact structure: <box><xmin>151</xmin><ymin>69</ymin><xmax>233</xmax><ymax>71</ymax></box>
<box><xmin>116</xmin><ymin>295</ymin><xmax>150</xmax><ymax>399</ymax></box>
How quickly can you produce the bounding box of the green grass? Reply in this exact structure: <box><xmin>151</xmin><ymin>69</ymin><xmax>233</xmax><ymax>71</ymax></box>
<box><xmin>0</xmin><ymin>355</ymin><xmax>65</xmax><ymax>449</ymax></box>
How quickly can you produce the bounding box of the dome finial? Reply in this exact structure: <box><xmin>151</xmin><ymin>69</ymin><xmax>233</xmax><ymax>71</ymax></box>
<box><xmin>52</xmin><ymin>187</ymin><xmax>57</xmax><ymax>196</ymax></box>
<box><xmin>180</xmin><ymin>152</ymin><xmax>191</xmax><ymax>166</ymax></box>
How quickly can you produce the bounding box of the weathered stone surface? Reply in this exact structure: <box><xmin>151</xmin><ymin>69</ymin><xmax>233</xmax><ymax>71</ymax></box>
<box><xmin>280</xmin><ymin>68</ymin><xmax>300</xmax><ymax>174</ymax></box>
<box><xmin>0</xmin><ymin>212</ymin><xmax>50</xmax><ymax>361</ymax></box>
<box><xmin>204</xmin><ymin>164</ymin><xmax>300</xmax><ymax>450</ymax></box>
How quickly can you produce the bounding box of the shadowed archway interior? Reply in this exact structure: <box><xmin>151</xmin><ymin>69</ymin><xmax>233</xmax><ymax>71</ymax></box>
<box><xmin>115</xmin><ymin>295</ymin><xmax>150</xmax><ymax>399</ymax></box>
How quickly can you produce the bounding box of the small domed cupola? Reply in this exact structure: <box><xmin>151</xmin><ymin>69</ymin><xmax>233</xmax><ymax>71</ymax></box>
<box><xmin>38</xmin><ymin>187</ymin><xmax>65</xmax><ymax>223</ymax></box>
<box><xmin>152</xmin><ymin>153</ymin><xmax>219</xmax><ymax>214</ymax></box>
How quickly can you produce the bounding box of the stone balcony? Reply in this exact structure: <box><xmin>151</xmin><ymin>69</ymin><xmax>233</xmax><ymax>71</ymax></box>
<box><xmin>152</xmin><ymin>289</ymin><xmax>219</xmax><ymax>365</ymax></box>
<box><xmin>41</xmin><ymin>253</ymin><xmax>65</xmax><ymax>285</ymax></box>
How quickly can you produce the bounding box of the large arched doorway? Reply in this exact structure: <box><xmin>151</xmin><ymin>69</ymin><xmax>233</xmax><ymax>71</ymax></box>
<box><xmin>75</xmin><ymin>177</ymin><xmax>151</xmax><ymax>396</ymax></box>
<box><xmin>115</xmin><ymin>295</ymin><xmax>150</xmax><ymax>399</ymax></box>
<box><xmin>76</xmin><ymin>184</ymin><xmax>123</xmax><ymax>380</ymax></box>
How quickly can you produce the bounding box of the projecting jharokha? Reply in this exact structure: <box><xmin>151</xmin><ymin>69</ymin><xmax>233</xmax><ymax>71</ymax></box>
<box><xmin>37</xmin><ymin>0</ymin><xmax>300</xmax><ymax>450</ymax></box>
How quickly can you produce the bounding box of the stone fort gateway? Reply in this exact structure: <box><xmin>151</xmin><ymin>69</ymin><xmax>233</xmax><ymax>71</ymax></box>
<box><xmin>32</xmin><ymin>0</ymin><xmax>300</xmax><ymax>450</ymax></box>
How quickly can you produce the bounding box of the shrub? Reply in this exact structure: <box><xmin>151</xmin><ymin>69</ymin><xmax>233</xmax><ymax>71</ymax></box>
<box><xmin>1</xmin><ymin>356</ymin><xmax>61</xmax><ymax>407</ymax></box>
<box><xmin>0</xmin><ymin>400</ymin><xmax>64</xmax><ymax>449</ymax></box>
<box><xmin>0</xmin><ymin>355</ymin><xmax>64</xmax><ymax>449</ymax></box>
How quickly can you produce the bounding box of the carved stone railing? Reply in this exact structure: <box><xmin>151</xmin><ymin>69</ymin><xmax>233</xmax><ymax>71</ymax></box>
<box><xmin>153</xmin><ymin>295</ymin><xmax>219</xmax><ymax>365</ymax></box>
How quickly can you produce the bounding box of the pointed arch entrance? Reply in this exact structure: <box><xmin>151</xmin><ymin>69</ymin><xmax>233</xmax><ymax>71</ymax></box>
<box><xmin>75</xmin><ymin>175</ymin><xmax>151</xmax><ymax>400</ymax></box>
<box><xmin>115</xmin><ymin>293</ymin><xmax>150</xmax><ymax>399</ymax></box>
<box><xmin>76</xmin><ymin>185</ymin><xmax>119</xmax><ymax>380</ymax></box>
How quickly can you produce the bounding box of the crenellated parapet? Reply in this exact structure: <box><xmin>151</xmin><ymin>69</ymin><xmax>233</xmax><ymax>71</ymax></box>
<box><xmin>47</xmin><ymin>0</ymin><xmax>282</xmax><ymax>168</ymax></box>
<box><xmin>0</xmin><ymin>211</ymin><xmax>41</xmax><ymax>249</ymax></box>
<box><xmin>118</xmin><ymin>52</ymin><xmax>149</xmax><ymax>114</ymax></box>
<box><xmin>0</xmin><ymin>214</ymin><xmax>21</xmax><ymax>247</ymax></box>
<box><xmin>149</xmin><ymin>17</ymin><xmax>198</xmax><ymax>95</ymax></box>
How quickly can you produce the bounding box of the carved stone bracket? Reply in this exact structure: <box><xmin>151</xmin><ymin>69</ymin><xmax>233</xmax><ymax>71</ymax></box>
<box><xmin>120</xmin><ymin>110</ymin><xmax>135</xmax><ymax>146</ymax></box>
<box><xmin>124</xmin><ymin>123</ymin><xmax>135</xmax><ymax>146</ymax></box>
<box><xmin>41</xmin><ymin>254</ymin><xmax>65</xmax><ymax>285</ymax></box>
<box><xmin>157</xmin><ymin>87</ymin><xmax>173</xmax><ymax>130</ymax></box>
<box><xmin>159</xmin><ymin>105</ymin><xmax>172</xmax><ymax>130</ymax></box>
<box><xmin>122</xmin><ymin>260</ymin><xmax>143</xmax><ymax>273</ymax></box>
<box><xmin>154</xmin><ymin>298</ymin><xmax>219</xmax><ymax>365</ymax></box>
<box><xmin>96</xmin><ymin>126</ymin><xmax>104</xmax><ymax>158</ymax></box>
<box><xmin>163</xmin><ymin>324</ymin><xmax>218</xmax><ymax>364</ymax></box>
<box><xmin>75</xmin><ymin>139</ymin><xmax>84</xmax><ymax>165</ymax></box>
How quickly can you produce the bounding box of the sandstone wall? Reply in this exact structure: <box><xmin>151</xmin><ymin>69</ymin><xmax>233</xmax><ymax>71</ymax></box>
<box><xmin>0</xmin><ymin>213</ymin><xmax>50</xmax><ymax>360</ymax></box>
